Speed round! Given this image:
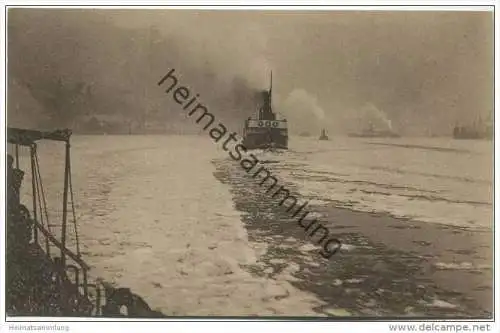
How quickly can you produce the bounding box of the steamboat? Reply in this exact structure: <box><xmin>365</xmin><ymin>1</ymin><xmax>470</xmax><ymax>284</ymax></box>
<box><xmin>319</xmin><ymin>129</ymin><xmax>329</xmax><ymax>140</ymax></box>
<box><xmin>453</xmin><ymin>116</ymin><xmax>493</xmax><ymax>140</ymax></box>
<box><xmin>348</xmin><ymin>123</ymin><xmax>400</xmax><ymax>138</ymax></box>
<box><xmin>242</xmin><ymin>72</ymin><xmax>288</xmax><ymax>150</ymax></box>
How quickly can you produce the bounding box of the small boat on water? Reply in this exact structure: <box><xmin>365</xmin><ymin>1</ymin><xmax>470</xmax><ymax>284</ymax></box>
<box><xmin>242</xmin><ymin>72</ymin><xmax>288</xmax><ymax>150</ymax></box>
<box><xmin>299</xmin><ymin>131</ymin><xmax>311</xmax><ymax>137</ymax></box>
<box><xmin>348</xmin><ymin>123</ymin><xmax>400</xmax><ymax>138</ymax></box>
<box><xmin>319</xmin><ymin>129</ymin><xmax>329</xmax><ymax>140</ymax></box>
<box><xmin>453</xmin><ymin>116</ymin><xmax>493</xmax><ymax>140</ymax></box>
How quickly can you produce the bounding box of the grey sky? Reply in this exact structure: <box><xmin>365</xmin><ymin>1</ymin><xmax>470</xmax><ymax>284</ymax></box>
<box><xmin>8</xmin><ymin>9</ymin><xmax>493</xmax><ymax>135</ymax></box>
<box><xmin>107</xmin><ymin>10</ymin><xmax>493</xmax><ymax>135</ymax></box>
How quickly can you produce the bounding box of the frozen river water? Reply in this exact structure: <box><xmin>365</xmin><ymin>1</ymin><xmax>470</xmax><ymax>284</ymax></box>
<box><xmin>13</xmin><ymin>135</ymin><xmax>493</xmax><ymax>317</ymax></box>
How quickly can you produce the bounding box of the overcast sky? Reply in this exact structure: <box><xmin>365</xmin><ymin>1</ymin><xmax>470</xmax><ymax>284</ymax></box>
<box><xmin>9</xmin><ymin>9</ymin><xmax>493</xmax><ymax>135</ymax></box>
<box><xmin>105</xmin><ymin>10</ymin><xmax>493</xmax><ymax>134</ymax></box>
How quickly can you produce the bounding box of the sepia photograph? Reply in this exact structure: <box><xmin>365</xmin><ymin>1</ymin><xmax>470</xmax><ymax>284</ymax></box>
<box><xmin>3</xmin><ymin>5</ymin><xmax>495</xmax><ymax>322</ymax></box>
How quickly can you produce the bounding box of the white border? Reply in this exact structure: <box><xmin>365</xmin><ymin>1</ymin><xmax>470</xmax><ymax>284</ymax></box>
<box><xmin>0</xmin><ymin>2</ymin><xmax>498</xmax><ymax>333</ymax></box>
<box><xmin>1</xmin><ymin>4</ymin><xmax>497</xmax><ymax>10</ymax></box>
<box><xmin>0</xmin><ymin>1</ymin><xmax>497</xmax><ymax>5</ymax></box>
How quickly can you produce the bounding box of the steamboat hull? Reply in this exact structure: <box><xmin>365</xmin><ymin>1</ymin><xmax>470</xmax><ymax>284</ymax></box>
<box><xmin>243</xmin><ymin>71</ymin><xmax>288</xmax><ymax>150</ymax></box>
<box><xmin>242</xmin><ymin>129</ymin><xmax>288</xmax><ymax>150</ymax></box>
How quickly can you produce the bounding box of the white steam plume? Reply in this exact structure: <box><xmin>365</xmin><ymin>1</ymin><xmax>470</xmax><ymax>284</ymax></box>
<box><xmin>355</xmin><ymin>102</ymin><xmax>393</xmax><ymax>131</ymax></box>
<box><xmin>281</xmin><ymin>88</ymin><xmax>326</xmax><ymax>134</ymax></box>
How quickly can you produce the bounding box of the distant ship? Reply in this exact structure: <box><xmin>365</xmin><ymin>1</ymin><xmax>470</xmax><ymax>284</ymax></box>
<box><xmin>453</xmin><ymin>116</ymin><xmax>492</xmax><ymax>140</ymax></box>
<box><xmin>242</xmin><ymin>72</ymin><xmax>288</xmax><ymax>150</ymax></box>
<box><xmin>348</xmin><ymin>123</ymin><xmax>400</xmax><ymax>138</ymax></box>
<box><xmin>299</xmin><ymin>131</ymin><xmax>311</xmax><ymax>137</ymax></box>
<box><xmin>319</xmin><ymin>129</ymin><xmax>329</xmax><ymax>140</ymax></box>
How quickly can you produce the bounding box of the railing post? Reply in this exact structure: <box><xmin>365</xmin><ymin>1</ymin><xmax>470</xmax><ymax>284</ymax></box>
<box><xmin>82</xmin><ymin>269</ymin><xmax>88</xmax><ymax>297</ymax></box>
<box><xmin>61</xmin><ymin>141</ymin><xmax>70</xmax><ymax>266</ymax></box>
<box><xmin>15</xmin><ymin>144</ymin><xmax>19</xmax><ymax>168</ymax></box>
<box><xmin>30</xmin><ymin>144</ymin><xmax>38</xmax><ymax>244</ymax></box>
<box><xmin>96</xmin><ymin>283</ymin><xmax>102</xmax><ymax>316</ymax></box>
